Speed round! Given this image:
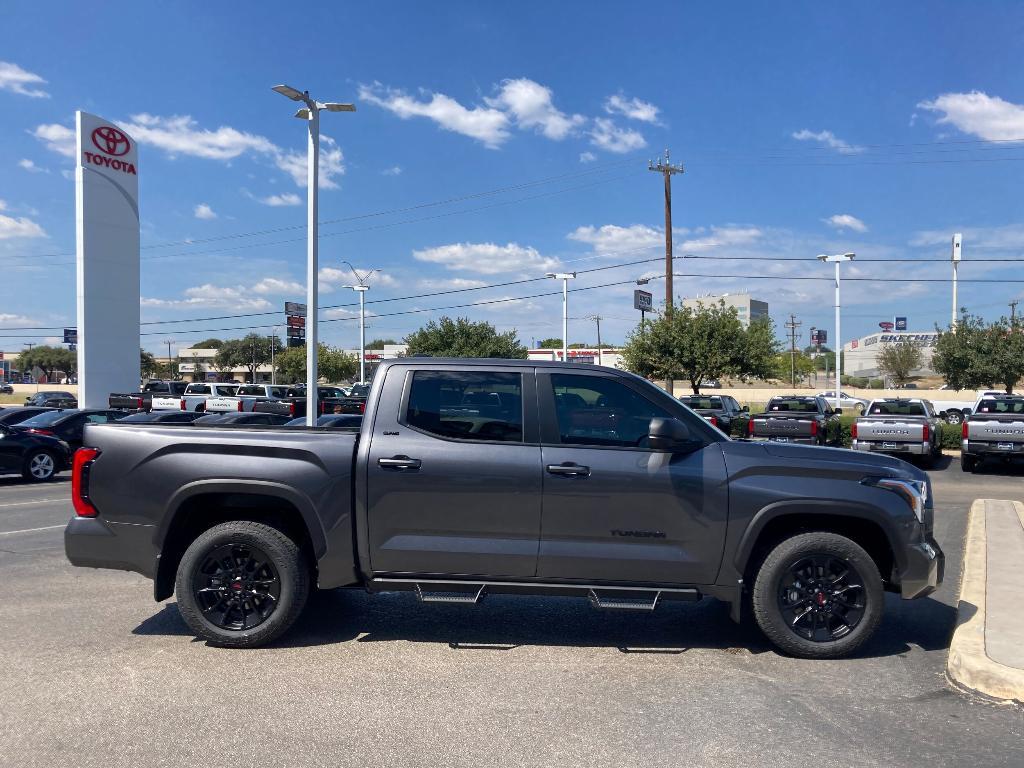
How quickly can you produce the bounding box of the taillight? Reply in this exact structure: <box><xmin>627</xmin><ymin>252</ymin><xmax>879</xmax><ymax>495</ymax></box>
<box><xmin>708</xmin><ymin>416</ymin><xmax>718</xmax><ymax>427</ymax></box>
<box><xmin>962</xmin><ymin>420</ymin><xmax>969</xmax><ymax>439</ymax></box>
<box><xmin>72</xmin><ymin>448</ymin><xmax>101</xmax><ymax>518</ymax></box>
<box><xmin>289</xmin><ymin>402</ymin><xmax>296</xmax><ymax>417</ymax></box>
<box><xmin>747</xmin><ymin>418</ymin><xmax>755</xmax><ymax>435</ymax></box>
<box><xmin>851</xmin><ymin>422</ymin><xmax>858</xmax><ymax>439</ymax></box>
<box><xmin>27</xmin><ymin>428</ymin><xmax>55</xmax><ymax>436</ymax></box>
<box><xmin>922</xmin><ymin>424</ymin><xmax>930</xmax><ymax>441</ymax></box>
<box><xmin>810</xmin><ymin>421</ymin><xmax>818</xmax><ymax>436</ymax></box>
<box><xmin>179</xmin><ymin>398</ymin><xmax>186</xmax><ymax>411</ymax></box>
<box><xmin>237</xmin><ymin>400</ymin><xmax>244</xmax><ymax>412</ymax></box>
<box><xmin>359</xmin><ymin>401</ymin><xmax>366</xmax><ymax>414</ymax></box>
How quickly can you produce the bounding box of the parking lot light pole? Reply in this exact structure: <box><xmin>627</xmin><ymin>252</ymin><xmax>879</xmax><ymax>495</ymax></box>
<box><xmin>273</xmin><ymin>84</ymin><xmax>355</xmax><ymax>425</ymax></box>
<box><xmin>817</xmin><ymin>252</ymin><xmax>855</xmax><ymax>412</ymax></box>
<box><xmin>547</xmin><ymin>272</ymin><xmax>576</xmax><ymax>361</ymax></box>
<box><xmin>342</xmin><ymin>262</ymin><xmax>378</xmax><ymax>384</ymax></box>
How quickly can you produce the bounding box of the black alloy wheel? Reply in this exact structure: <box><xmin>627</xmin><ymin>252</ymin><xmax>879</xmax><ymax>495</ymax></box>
<box><xmin>191</xmin><ymin>543</ymin><xmax>281</xmax><ymax>631</ymax></box>
<box><xmin>776</xmin><ymin>554</ymin><xmax>865</xmax><ymax>643</ymax></box>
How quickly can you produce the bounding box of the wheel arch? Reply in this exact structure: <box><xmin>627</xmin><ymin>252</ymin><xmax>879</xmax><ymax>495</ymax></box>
<box><xmin>153</xmin><ymin>480</ymin><xmax>326</xmax><ymax>602</ymax></box>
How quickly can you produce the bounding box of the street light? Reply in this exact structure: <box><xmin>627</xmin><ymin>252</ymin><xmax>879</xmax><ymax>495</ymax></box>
<box><xmin>817</xmin><ymin>252</ymin><xmax>855</xmax><ymax>412</ymax></box>
<box><xmin>272</xmin><ymin>84</ymin><xmax>355</xmax><ymax>425</ymax></box>
<box><xmin>342</xmin><ymin>262</ymin><xmax>378</xmax><ymax>385</ymax></box>
<box><xmin>546</xmin><ymin>272</ymin><xmax>576</xmax><ymax>361</ymax></box>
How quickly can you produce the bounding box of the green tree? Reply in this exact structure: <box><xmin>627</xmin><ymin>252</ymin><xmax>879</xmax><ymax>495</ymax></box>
<box><xmin>773</xmin><ymin>350</ymin><xmax>816</xmax><ymax>385</ymax></box>
<box><xmin>273</xmin><ymin>344</ymin><xmax>358</xmax><ymax>383</ymax></box>
<box><xmin>214</xmin><ymin>334</ymin><xmax>284</xmax><ymax>383</ymax></box>
<box><xmin>140</xmin><ymin>348</ymin><xmax>160</xmax><ymax>378</ymax></box>
<box><xmin>192</xmin><ymin>338</ymin><xmax>225</xmax><ymax>349</ymax></box>
<box><xmin>404</xmin><ymin>316</ymin><xmax>527</xmax><ymax>358</ymax></box>
<box><xmin>19</xmin><ymin>345</ymin><xmax>76</xmax><ymax>382</ymax></box>
<box><xmin>933</xmin><ymin>313</ymin><xmax>1024</xmax><ymax>393</ymax></box>
<box><xmin>365</xmin><ymin>338</ymin><xmax>397</xmax><ymax>349</ymax></box>
<box><xmin>621</xmin><ymin>303</ymin><xmax>780</xmax><ymax>394</ymax></box>
<box><xmin>876</xmin><ymin>340</ymin><xmax>923</xmax><ymax>386</ymax></box>
<box><xmin>536</xmin><ymin>337</ymin><xmax>563</xmax><ymax>348</ymax></box>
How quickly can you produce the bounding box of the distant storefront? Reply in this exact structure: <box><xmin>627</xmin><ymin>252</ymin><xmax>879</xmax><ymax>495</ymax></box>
<box><xmin>843</xmin><ymin>332</ymin><xmax>939</xmax><ymax>378</ymax></box>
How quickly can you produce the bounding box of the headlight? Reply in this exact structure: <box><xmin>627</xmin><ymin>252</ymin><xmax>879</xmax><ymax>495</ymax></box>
<box><xmin>864</xmin><ymin>477</ymin><xmax>927</xmax><ymax>524</ymax></box>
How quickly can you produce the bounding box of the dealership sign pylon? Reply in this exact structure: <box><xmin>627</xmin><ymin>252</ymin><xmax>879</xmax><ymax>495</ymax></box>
<box><xmin>75</xmin><ymin>112</ymin><xmax>140</xmax><ymax>407</ymax></box>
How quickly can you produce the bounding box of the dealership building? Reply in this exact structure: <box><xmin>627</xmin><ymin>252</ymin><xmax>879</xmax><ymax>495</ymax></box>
<box><xmin>842</xmin><ymin>331</ymin><xmax>939</xmax><ymax>378</ymax></box>
<box><xmin>681</xmin><ymin>293</ymin><xmax>769</xmax><ymax>329</ymax></box>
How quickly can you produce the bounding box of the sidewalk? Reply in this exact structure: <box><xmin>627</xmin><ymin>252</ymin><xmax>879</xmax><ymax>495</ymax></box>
<box><xmin>947</xmin><ymin>499</ymin><xmax>1024</xmax><ymax>704</ymax></box>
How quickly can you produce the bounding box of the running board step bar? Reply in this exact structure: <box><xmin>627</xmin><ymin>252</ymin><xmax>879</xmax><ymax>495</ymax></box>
<box><xmin>588</xmin><ymin>589</ymin><xmax>661</xmax><ymax>611</ymax></box>
<box><xmin>414</xmin><ymin>583</ymin><xmax>487</xmax><ymax>605</ymax></box>
<box><xmin>369</xmin><ymin>577</ymin><xmax>700</xmax><ymax>606</ymax></box>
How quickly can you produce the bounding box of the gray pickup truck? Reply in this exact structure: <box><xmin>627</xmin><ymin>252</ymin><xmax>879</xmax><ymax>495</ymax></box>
<box><xmin>961</xmin><ymin>395</ymin><xmax>1024</xmax><ymax>472</ymax></box>
<box><xmin>64</xmin><ymin>359</ymin><xmax>943</xmax><ymax>659</ymax></box>
<box><xmin>852</xmin><ymin>398</ymin><xmax>942</xmax><ymax>467</ymax></box>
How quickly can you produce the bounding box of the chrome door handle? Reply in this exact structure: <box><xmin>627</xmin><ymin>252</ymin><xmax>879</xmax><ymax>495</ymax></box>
<box><xmin>546</xmin><ymin>463</ymin><xmax>591</xmax><ymax>477</ymax></box>
<box><xmin>378</xmin><ymin>456</ymin><xmax>422</xmax><ymax>470</ymax></box>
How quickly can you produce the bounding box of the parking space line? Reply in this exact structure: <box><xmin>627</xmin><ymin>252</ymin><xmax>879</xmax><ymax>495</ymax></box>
<box><xmin>0</xmin><ymin>499</ymin><xmax>69</xmax><ymax>508</ymax></box>
<box><xmin>0</xmin><ymin>524</ymin><xmax>65</xmax><ymax>537</ymax></box>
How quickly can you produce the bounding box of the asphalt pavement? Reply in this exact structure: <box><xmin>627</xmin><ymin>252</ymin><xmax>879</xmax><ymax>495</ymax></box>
<box><xmin>0</xmin><ymin>458</ymin><xmax>1022</xmax><ymax>768</ymax></box>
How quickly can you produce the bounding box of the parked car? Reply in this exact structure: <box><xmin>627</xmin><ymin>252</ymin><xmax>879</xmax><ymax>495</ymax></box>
<box><xmin>256</xmin><ymin>385</ymin><xmax>366</xmax><ymax>417</ymax></box>
<box><xmin>961</xmin><ymin>395</ymin><xmax>1024</xmax><ymax>473</ymax></box>
<box><xmin>284</xmin><ymin>414</ymin><xmax>363</xmax><ymax>428</ymax></box>
<box><xmin>65</xmin><ymin>359</ymin><xmax>943</xmax><ymax>659</ymax></box>
<box><xmin>701</xmin><ymin>379</ymin><xmax>722</xmax><ymax>390</ymax></box>
<box><xmin>929</xmin><ymin>390</ymin><xmax>1005</xmax><ymax>425</ymax></box>
<box><xmin>12</xmin><ymin>408</ymin><xmax>125</xmax><ymax>451</ymax></box>
<box><xmin>0</xmin><ymin>382</ymin><xmax>13</xmax><ymax>395</ymax></box>
<box><xmin>193</xmin><ymin>412</ymin><xmax>293</xmax><ymax>426</ymax></box>
<box><xmin>202</xmin><ymin>384</ymin><xmax>293</xmax><ymax>414</ymax></box>
<box><xmin>25</xmin><ymin>391</ymin><xmax>77</xmax><ymax>408</ymax></box>
<box><xmin>117</xmin><ymin>411</ymin><xmax>207</xmax><ymax>424</ymax></box>
<box><xmin>818</xmin><ymin>390</ymin><xmax>869</xmax><ymax>414</ymax></box>
<box><xmin>747</xmin><ymin>395</ymin><xmax>842</xmax><ymax>446</ymax></box>
<box><xmin>176</xmin><ymin>382</ymin><xmax>240</xmax><ymax>412</ymax></box>
<box><xmin>0</xmin><ymin>406</ymin><xmax>63</xmax><ymax>427</ymax></box>
<box><xmin>0</xmin><ymin>422</ymin><xmax>73</xmax><ymax>481</ymax></box>
<box><xmin>851</xmin><ymin>398</ymin><xmax>942</xmax><ymax>468</ymax></box>
<box><xmin>678</xmin><ymin>394</ymin><xmax>747</xmax><ymax>434</ymax></box>
<box><xmin>109</xmin><ymin>380</ymin><xmax>189</xmax><ymax>411</ymax></box>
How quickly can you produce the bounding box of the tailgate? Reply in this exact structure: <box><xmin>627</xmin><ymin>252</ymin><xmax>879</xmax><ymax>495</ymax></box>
<box><xmin>151</xmin><ymin>396</ymin><xmax>183</xmax><ymax>411</ymax></box>
<box><xmin>967</xmin><ymin>418</ymin><xmax>1024</xmax><ymax>444</ymax></box>
<box><xmin>204</xmin><ymin>397</ymin><xmax>243</xmax><ymax>412</ymax></box>
<box><xmin>109</xmin><ymin>394</ymin><xmax>145</xmax><ymax>409</ymax></box>
<box><xmin>856</xmin><ymin>419</ymin><xmax>928</xmax><ymax>442</ymax></box>
<box><xmin>752</xmin><ymin>416</ymin><xmax>815</xmax><ymax>438</ymax></box>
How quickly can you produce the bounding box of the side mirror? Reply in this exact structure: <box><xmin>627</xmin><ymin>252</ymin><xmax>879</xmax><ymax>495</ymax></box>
<box><xmin>834</xmin><ymin>408</ymin><xmax>843</xmax><ymax>415</ymax></box>
<box><xmin>648</xmin><ymin>417</ymin><xmax>695</xmax><ymax>451</ymax></box>
<box><xmin>741</xmin><ymin>405</ymin><xmax>749</xmax><ymax>413</ymax></box>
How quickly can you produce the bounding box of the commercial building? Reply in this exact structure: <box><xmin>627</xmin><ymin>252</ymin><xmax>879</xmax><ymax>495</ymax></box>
<box><xmin>527</xmin><ymin>348</ymin><xmax>625</xmax><ymax>368</ymax></box>
<box><xmin>843</xmin><ymin>331</ymin><xmax>939</xmax><ymax>378</ymax></box>
<box><xmin>682</xmin><ymin>293</ymin><xmax>769</xmax><ymax>328</ymax></box>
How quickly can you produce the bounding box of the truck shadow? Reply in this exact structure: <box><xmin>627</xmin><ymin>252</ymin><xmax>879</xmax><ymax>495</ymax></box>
<box><xmin>133</xmin><ymin>589</ymin><xmax>959</xmax><ymax>659</ymax></box>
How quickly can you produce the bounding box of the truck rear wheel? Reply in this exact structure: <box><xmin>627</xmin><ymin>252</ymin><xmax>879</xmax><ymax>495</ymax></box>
<box><xmin>752</xmin><ymin>532</ymin><xmax>883</xmax><ymax>659</ymax></box>
<box><xmin>961</xmin><ymin>454</ymin><xmax>977</xmax><ymax>473</ymax></box>
<box><xmin>175</xmin><ymin>520</ymin><xmax>309</xmax><ymax>648</ymax></box>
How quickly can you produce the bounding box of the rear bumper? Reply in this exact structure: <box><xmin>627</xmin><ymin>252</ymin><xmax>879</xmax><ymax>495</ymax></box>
<box><xmin>899</xmin><ymin>537</ymin><xmax>944</xmax><ymax>599</ymax></box>
<box><xmin>852</xmin><ymin>440</ymin><xmax>930</xmax><ymax>456</ymax></box>
<box><xmin>64</xmin><ymin>517</ymin><xmax>157</xmax><ymax>579</ymax></box>
<box><xmin>752</xmin><ymin>436</ymin><xmax>818</xmax><ymax>445</ymax></box>
<box><xmin>963</xmin><ymin>440</ymin><xmax>1024</xmax><ymax>457</ymax></box>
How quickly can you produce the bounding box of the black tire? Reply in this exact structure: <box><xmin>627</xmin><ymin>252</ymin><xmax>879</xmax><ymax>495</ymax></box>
<box><xmin>944</xmin><ymin>411</ymin><xmax>962</xmax><ymax>426</ymax></box>
<box><xmin>752</xmin><ymin>532</ymin><xmax>884</xmax><ymax>659</ymax></box>
<box><xmin>961</xmin><ymin>454</ymin><xmax>977</xmax><ymax>473</ymax></box>
<box><xmin>175</xmin><ymin>520</ymin><xmax>309</xmax><ymax>648</ymax></box>
<box><xmin>22</xmin><ymin>449</ymin><xmax>57</xmax><ymax>482</ymax></box>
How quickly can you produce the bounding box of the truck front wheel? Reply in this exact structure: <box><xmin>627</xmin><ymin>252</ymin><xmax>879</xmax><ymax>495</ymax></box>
<box><xmin>752</xmin><ymin>532</ymin><xmax>883</xmax><ymax>659</ymax></box>
<box><xmin>175</xmin><ymin>520</ymin><xmax>310</xmax><ymax>648</ymax></box>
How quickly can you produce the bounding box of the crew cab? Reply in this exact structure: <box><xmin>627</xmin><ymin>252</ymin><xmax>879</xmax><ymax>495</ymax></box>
<box><xmin>65</xmin><ymin>359</ymin><xmax>943</xmax><ymax>659</ymax></box>
<box><xmin>176</xmin><ymin>382</ymin><xmax>240</xmax><ymax>412</ymax></box>
<box><xmin>203</xmin><ymin>384</ymin><xmax>292</xmax><ymax>413</ymax></box>
<box><xmin>851</xmin><ymin>398</ymin><xmax>942</xmax><ymax>467</ymax></box>
<box><xmin>109</xmin><ymin>380</ymin><xmax>189</xmax><ymax>411</ymax></box>
<box><xmin>961</xmin><ymin>395</ymin><xmax>1024</xmax><ymax>472</ymax></box>
<box><xmin>678</xmin><ymin>394</ymin><xmax>748</xmax><ymax>434</ymax></box>
<box><xmin>747</xmin><ymin>395</ymin><xmax>842</xmax><ymax>446</ymax></box>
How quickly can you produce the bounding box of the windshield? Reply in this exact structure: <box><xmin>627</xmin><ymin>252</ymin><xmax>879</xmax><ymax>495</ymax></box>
<box><xmin>350</xmin><ymin>385</ymin><xmax>369</xmax><ymax>397</ymax></box>
<box><xmin>767</xmin><ymin>398</ymin><xmax>818</xmax><ymax>413</ymax></box>
<box><xmin>18</xmin><ymin>410</ymin><xmax>74</xmax><ymax>427</ymax></box>
<box><xmin>868</xmin><ymin>401</ymin><xmax>926</xmax><ymax>416</ymax></box>
<box><xmin>680</xmin><ymin>397</ymin><xmax>723</xmax><ymax>410</ymax></box>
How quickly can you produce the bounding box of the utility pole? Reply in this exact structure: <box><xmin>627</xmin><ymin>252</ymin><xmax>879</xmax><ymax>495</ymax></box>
<box><xmin>165</xmin><ymin>340</ymin><xmax>174</xmax><ymax>379</ymax></box>
<box><xmin>648</xmin><ymin>148</ymin><xmax>684</xmax><ymax>394</ymax></box>
<box><xmin>951</xmin><ymin>233</ymin><xmax>962</xmax><ymax>330</ymax></box>
<box><xmin>1010</xmin><ymin>300</ymin><xmax>1018</xmax><ymax>323</ymax></box>
<box><xmin>785</xmin><ymin>314</ymin><xmax>802</xmax><ymax>388</ymax></box>
<box><xmin>585</xmin><ymin>314</ymin><xmax>603</xmax><ymax>366</ymax></box>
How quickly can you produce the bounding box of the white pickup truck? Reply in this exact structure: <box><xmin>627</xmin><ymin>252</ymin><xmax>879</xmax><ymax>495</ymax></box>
<box><xmin>162</xmin><ymin>382</ymin><xmax>241</xmax><ymax>412</ymax></box>
<box><xmin>961</xmin><ymin>395</ymin><xmax>1024</xmax><ymax>472</ymax></box>
<box><xmin>929</xmin><ymin>390</ymin><xmax>1005</xmax><ymax>424</ymax></box>
<box><xmin>203</xmin><ymin>383</ymin><xmax>291</xmax><ymax>413</ymax></box>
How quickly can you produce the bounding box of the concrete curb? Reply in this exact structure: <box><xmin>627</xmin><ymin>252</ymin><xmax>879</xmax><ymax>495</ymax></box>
<box><xmin>947</xmin><ymin>499</ymin><xmax>1024</xmax><ymax>704</ymax></box>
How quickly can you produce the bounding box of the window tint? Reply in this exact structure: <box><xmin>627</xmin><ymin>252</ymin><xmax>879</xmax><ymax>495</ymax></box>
<box><xmin>768</xmin><ymin>397</ymin><xmax>818</xmax><ymax>412</ymax></box>
<box><xmin>406</xmin><ymin>370</ymin><xmax>523</xmax><ymax>442</ymax></box>
<box><xmin>186</xmin><ymin>385</ymin><xmax>211</xmax><ymax>394</ymax></box>
<box><xmin>86</xmin><ymin>413</ymin><xmax>115</xmax><ymax>423</ymax></box>
<box><xmin>977</xmin><ymin>399</ymin><xmax>1024</xmax><ymax>414</ymax></box>
<box><xmin>869</xmin><ymin>401</ymin><xmax>926</xmax><ymax>416</ymax></box>
<box><xmin>237</xmin><ymin>385</ymin><xmax>267</xmax><ymax>396</ymax></box>
<box><xmin>551</xmin><ymin>373</ymin><xmax>671</xmax><ymax>448</ymax></box>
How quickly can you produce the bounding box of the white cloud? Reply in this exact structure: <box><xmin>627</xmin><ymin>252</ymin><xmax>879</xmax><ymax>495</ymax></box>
<box><xmin>824</xmin><ymin>214</ymin><xmax>867</xmax><ymax>233</ymax></box>
<box><xmin>681</xmin><ymin>226</ymin><xmax>763</xmax><ymax>252</ymax></box>
<box><xmin>382</xmin><ymin>165</ymin><xmax>403</xmax><ymax>176</ymax></box>
<box><xmin>413</xmin><ymin>242</ymin><xmax>559</xmax><ymax>275</ymax></box>
<box><xmin>252</xmin><ymin>277</ymin><xmax>304</xmax><ymax>295</ymax></box>
<box><xmin>485</xmin><ymin>78</ymin><xmax>584</xmax><ymax>140</ymax></box>
<box><xmin>123</xmin><ymin>113</ymin><xmax>277</xmax><ymax>160</ymax></box>
<box><xmin>274</xmin><ymin>135</ymin><xmax>345</xmax><ymax>189</ymax></box>
<box><xmin>917</xmin><ymin>91</ymin><xmax>1024</xmax><ymax>142</ymax></box>
<box><xmin>604</xmin><ymin>93</ymin><xmax>660</xmax><ymax>124</ymax></box>
<box><xmin>141</xmin><ymin>284</ymin><xmax>272</xmax><ymax>311</ymax></box>
<box><xmin>359</xmin><ymin>82</ymin><xmax>511</xmax><ymax>148</ymax></box>
<box><xmin>791</xmin><ymin>129</ymin><xmax>864</xmax><ymax>155</ymax></box>
<box><xmin>589</xmin><ymin>117</ymin><xmax>646</xmax><ymax>154</ymax></box>
<box><xmin>31</xmin><ymin>123</ymin><xmax>76</xmax><ymax>157</ymax></box>
<box><xmin>318</xmin><ymin>266</ymin><xmax>397</xmax><ymax>291</ymax></box>
<box><xmin>417</xmin><ymin>277</ymin><xmax>488</xmax><ymax>291</ymax></box>
<box><xmin>568</xmin><ymin>224</ymin><xmax>663</xmax><ymax>253</ymax></box>
<box><xmin>0</xmin><ymin>61</ymin><xmax>49</xmax><ymax>98</ymax></box>
<box><xmin>910</xmin><ymin>223</ymin><xmax>1024</xmax><ymax>250</ymax></box>
<box><xmin>18</xmin><ymin>159</ymin><xmax>48</xmax><ymax>174</ymax></box>
<box><xmin>258</xmin><ymin>192</ymin><xmax>302</xmax><ymax>207</ymax></box>
<box><xmin>0</xmin><ymin>312</ymin><xmax>39</xmax><ymax>325</ymax></box>
<box><xmin>0</xmin><ymin>200</ymin><xmax>47</xmax><ymax>239</ymax></box>
<box><xmin>579</xmin><ymin>151</ymin><xmax>596</xmax><ymax>163</ymax></box>
<box><xmin>193</xmin><ymin>203</ymin><xmax>217</xmax><ymax>220</ymax></box>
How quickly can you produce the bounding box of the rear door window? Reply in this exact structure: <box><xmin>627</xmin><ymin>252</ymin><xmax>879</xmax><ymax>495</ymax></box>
<box><xmin>405</xmin><ymin>370</ymin><xmax>523</xmax><ymax>443</ymax></box>
<box><xmin>186</xmin><ymin>385</ymin><xmax>211</xmax><ymax>395</ymax></box>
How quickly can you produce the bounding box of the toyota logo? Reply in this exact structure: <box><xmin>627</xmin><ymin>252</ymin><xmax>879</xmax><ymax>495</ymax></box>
<box><xmin>91</xmin><ymin>126</ymin><xmax>131</xmax><ymax>157</ymax></box>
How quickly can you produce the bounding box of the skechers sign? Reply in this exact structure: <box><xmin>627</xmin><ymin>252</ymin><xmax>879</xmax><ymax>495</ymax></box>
<box><xmin>82</xmin><ymin>124</ymin><xmax>137</xmax><ymax>175</ymax></box>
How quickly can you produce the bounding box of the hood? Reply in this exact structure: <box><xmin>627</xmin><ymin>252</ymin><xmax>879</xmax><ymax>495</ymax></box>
<box><xmin>723</xmin><ymin>439</ymin><xmax>926</xmax><ymax>483</ymax></box>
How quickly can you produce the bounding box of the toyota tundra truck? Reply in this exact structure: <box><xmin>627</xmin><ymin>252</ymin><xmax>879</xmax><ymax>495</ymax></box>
<box><xmin>64</xmin><ymin>359</ymin><xmax>943</xmax><ymax>659</ymax></box>
<box><xmin>747</xmin><ymin>395</ymin><xmax>842</xmax><ymax>446</ymax></box>
<box><xmin>961</xmin><ymin>395</ymin><xmax>1024</xmax><ymax>472</ymax></box>
<box><xmin>851</xmin><ymin>398</ymin><xmax>942</xmax><ymax>467</ymax></box>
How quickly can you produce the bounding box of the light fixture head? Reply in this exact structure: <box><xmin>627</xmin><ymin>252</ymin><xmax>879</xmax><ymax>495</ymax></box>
<box><xmin>272</xmin><ymin>84</ymin><xmax>305</xmax><ymax>102</ymax></box>
<box><xmin>324</xmin><ymin>102</ymin><xmax>356</xmax><ymax>112</ymax></box>
<box><xmin>294</xmin><ymin>108</ymin><xmax>311</xmax><ymax>120</ymax></box>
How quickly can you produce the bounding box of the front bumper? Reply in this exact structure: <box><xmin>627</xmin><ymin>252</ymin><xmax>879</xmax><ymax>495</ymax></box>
<box><xmin>852</xmin><ymin>440</ymin><xmax>930</xmax><ymax>456</ymax></box>
<box><xmin>64</xmin><ymin>517</ymin><xmax>157</xmax><ymax>579</ymax></box>
<box><xmin>899</xmin><ymin>537</ymin><xmax>944</xmax><ymax>599</ymax></box>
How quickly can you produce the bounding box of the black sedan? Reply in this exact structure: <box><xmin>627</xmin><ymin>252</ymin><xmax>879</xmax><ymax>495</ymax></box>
<box><xmin>25</xmin><ymin>391</ymin><xmax>77</xmax><ymax>408</ymax></box>
<box><xmin>0</xmin><ymin>423</ymin><xmax>73</xmax><ymax>481</ymax></box>
<box><xmin>117</xmin><ymin>411</ymin><xmax>206</xmax><ymax>424</ymax></box>
<box><xmin>12</xmin><ymin>409</ymin><xmax>125</xmax><ymax>451</ymax></box>
<box><xmin>0</xmin><ymin>406</ymin><xmax>63</xmax><ymax>427</ymax></box>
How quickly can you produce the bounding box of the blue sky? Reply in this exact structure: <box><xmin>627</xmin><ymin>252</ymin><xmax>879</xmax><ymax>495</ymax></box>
<box><xmin>2</xmin><ymin>1</ymin><xmax>1023</xmax><ymax>355</ymax></box>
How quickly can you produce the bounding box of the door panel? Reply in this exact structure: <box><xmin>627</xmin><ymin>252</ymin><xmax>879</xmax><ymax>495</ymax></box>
<box><xmin>366</xmin><ymin>366</ymin><xmax>542</xmax><ymax>578</ymax></box>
